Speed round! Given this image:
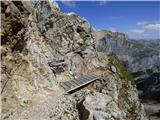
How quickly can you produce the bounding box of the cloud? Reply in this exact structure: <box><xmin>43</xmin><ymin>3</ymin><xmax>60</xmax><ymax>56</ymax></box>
<box><xmin>61</xmin><ymin>1</ymin><xmax>77</xmax><ymax>8</ymax></box>
<box><xmin>144</xmin><ymin>23</ymin><xmax>160</xmax><ymax>30</ymax></box>
<box><xmin>108</xmin><ymin>27</ymin><xmax>117</xmax><ymax>32</ymax></box>
<box><xmin>67</xmin><ymin>12</ymin><xmax>76</xmax><ymax>16</ymax></box>
<box><xmin>137</xmin><ymin>21</ymin><xmax>160</xmax><ymax>30</ymax></box>
<box><xmin>128</xmin><ymin>29</ymin><xmax>145</xmax><ymax>34</ymax></box>
<box><xmin>126</xmin><ymin>30</ymin><xmax>151</xmax><ymax>39</ymax></box>
<box><xmin>99</xmin><ymin>1</ymin><xmax>107</xmax><ymax>6</ymax></box>
<box><xmin>137</xmin><ymin>21</ymin><xmax>148</xmax><ymax>25</ymax></box>
<box><xmin>126</xmin><ymin>29</ymin><xmax>145</xmax><ymax>39</ymax></box>
<box><xmin>126</xmin><ymin>28</ymin><xmax>160</xmax><ymax>39</ymax></box>
<box><xmin>127</xmin><ymin>21</ymin><xmax>160</xmax><ymax>39</ymax></box>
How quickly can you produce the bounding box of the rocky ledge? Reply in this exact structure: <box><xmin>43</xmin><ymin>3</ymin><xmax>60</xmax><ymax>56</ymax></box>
<box><xmin>1</xmin><ymin>1</ymin><xmax>148</xmax><ymax>120</ymax></box>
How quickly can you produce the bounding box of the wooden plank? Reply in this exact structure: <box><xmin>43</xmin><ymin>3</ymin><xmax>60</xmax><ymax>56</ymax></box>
<box><xmin>68</xmin><ymin>80</ymin><xmax>77</xmax><ymax>87</ymax></box>
<box><xmin>85</xmin><ymin>75</ymin><xmax>96</xmax><ymax>79</ymax></box>
<box><xmin>70</xmin><ymin>79</ymin><xmax>79</xmax><ymax>85</ymax></box>
<box><xmin>60</xmin><ymin>83</ymin><xmax>70</xmax><ymax>91</ymax></box>
<box><xmin>81</xmin><ymin>75</ymin><xmax>95</xmax><ymax>82</ymax></box>
<box><xmin>60</xmin><ymin>74</ymin><xmax>99</xmax><ymax>93</ymax></box>
<box><xmin>71</xmin><ymin>79</ymin><xmax>81</xmax><ymax>86</ymax></box>
<box><xmin>60</xmin><ymin>83</ymin><xmax>68</xmax><ymax>90</ymax></box>
<box><xmin>65</xmin><ymin>81</ymin><xmax>74</xmax><ymax>89</ymax></box>
<box><xmin>81</xmin><ymin>75</ymin><xmax>91</xmax><ymax>81</ymax></box>
<box><xmin>75</xmin><ymin>79</ymin><xmax>84</xmax><ymax>84</ymax></box>
<box><xmin>64</xmin><ymin>82</ymin><xmax>73</xmax><ymax>89</ymax></box>
<box><xmin>74</xmin><ymin>78</ymin><xmax>84</xmax><ymax>84</ymax></box>
<box><xmin>81</xmin><ymin>79</ymin><xmax>89</xmax><ymax>83</ymax></box>
<box><xmin>83</xmin><ymin>76</ymin><xmax>92</xmax><ymax>82</ymax></box>
<box><xmin>66</xmin><ymin>75</ymin><xmax>99</xmax><ymax>93</ymax></box>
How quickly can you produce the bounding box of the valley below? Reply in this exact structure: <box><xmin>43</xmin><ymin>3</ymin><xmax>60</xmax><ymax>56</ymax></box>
<box><xmin>1</xmin><ymin>1</ymin><xmax>159</xmax><ymax>120</ymax></box>
<box><xmin>96</xmin><ymin>30</ymin><xmax>160</xmax><ymax>119</ymax></box>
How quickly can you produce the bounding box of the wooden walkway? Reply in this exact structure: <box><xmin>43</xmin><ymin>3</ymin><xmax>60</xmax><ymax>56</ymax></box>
<box><xmin>60</xmin><ymin>74</ymin><xmax>99</xmax><ymax>93</ymax></box>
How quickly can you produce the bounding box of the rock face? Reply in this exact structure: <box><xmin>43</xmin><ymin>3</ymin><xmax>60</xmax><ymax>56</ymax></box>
<box><xmin>96</xmin><ymin>30</ymin><xmax>160</xmax><ymax>100</ymax></box>
<box><xmin>1</xmin><ymin>1</ymin><xmax>147</xmax><ymax>120</ymax></box>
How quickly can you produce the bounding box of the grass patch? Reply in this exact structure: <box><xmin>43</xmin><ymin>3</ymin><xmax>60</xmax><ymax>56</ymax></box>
<box><xmin>108</xmin><ymin>54</ymin><xmax>135</xmax><ymax>86</ymax></box>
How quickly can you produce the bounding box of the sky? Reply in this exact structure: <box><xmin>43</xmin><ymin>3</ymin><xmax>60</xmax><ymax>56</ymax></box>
<box><xmin>56</xmin><ymin>1</ymin><xmax>160</xmax><ymax>39</ymax></box>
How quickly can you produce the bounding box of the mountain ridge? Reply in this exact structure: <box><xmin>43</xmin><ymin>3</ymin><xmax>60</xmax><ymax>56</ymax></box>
<box><xmin>1</xmin><ymin>1</ymin><xmax>148</xmax><ymax>120</ymax></box>
<box><xmin>96</xmin><ymin>30</ymin><xmax>160</xmax><ymax>100</ymax></box>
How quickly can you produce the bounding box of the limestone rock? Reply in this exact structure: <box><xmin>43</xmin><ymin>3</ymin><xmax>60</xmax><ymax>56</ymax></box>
<box><xmin>1</xmin><ymin>1</ymin><xmax>148</xmax><ymax>120</ymax></box>
<box><xmin>111</xmin><ymin>65</ymin><xmax>117</xmax><ymax>73</ymax></box>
